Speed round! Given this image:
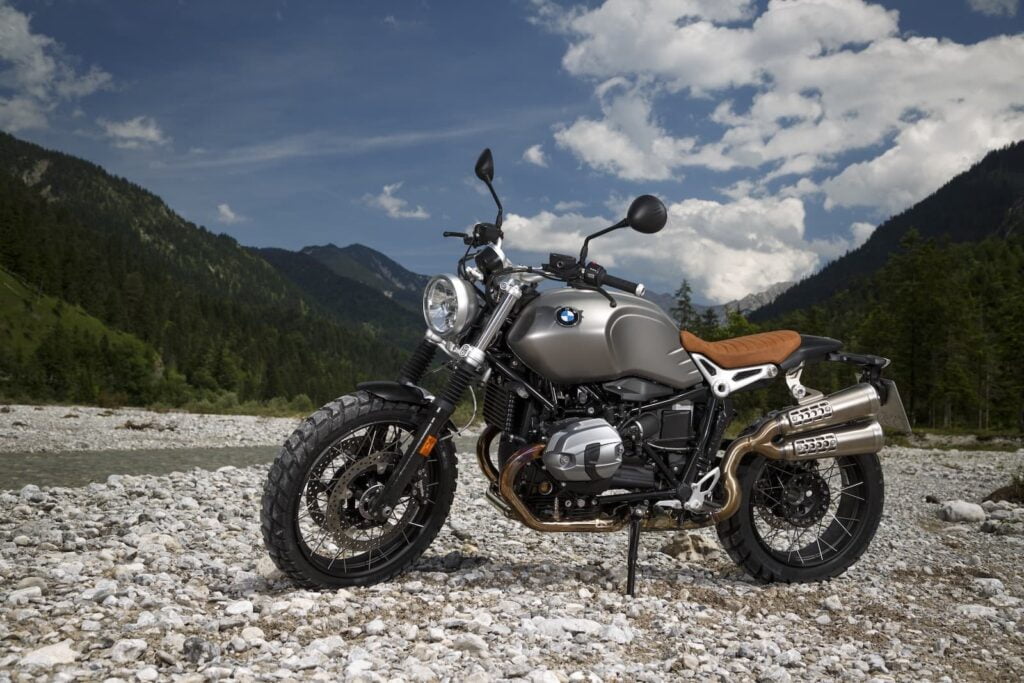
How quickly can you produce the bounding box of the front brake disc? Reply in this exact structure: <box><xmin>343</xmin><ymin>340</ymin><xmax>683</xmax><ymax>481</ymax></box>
<box><xmin>323</xmin><ymin>452</ymin><xmax>421</xmax><ymax>553</ymax></box>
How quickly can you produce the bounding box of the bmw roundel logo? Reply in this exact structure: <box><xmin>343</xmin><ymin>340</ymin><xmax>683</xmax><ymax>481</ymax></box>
<box><xmin>555</xmin><ymin>306</ymin><xmax>581</xmax><ymax>327</ymax></box>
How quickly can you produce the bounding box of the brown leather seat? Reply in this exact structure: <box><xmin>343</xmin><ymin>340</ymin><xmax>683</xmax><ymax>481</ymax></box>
<box><xmin>680</xmin><ymin>330</ymin><xmax>801</xmax><ymax>369</ymax></box>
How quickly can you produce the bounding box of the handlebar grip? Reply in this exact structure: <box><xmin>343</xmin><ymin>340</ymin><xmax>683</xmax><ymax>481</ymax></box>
<box><xmin>602</xmin><ymin>273</ymin><xmax>645</xmax><ymax>297</ymax></box>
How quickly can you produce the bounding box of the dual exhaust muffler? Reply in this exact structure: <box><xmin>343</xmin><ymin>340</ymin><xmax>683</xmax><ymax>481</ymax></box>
<box><xmin>711</xmin><ymin>383</ymin><xmax>884</xmax><ymax>522</ymax></box>
<box><xmin>480</xmin><ymin>383</ymin><xmax>885</xmax><ymax>531</ymax></box>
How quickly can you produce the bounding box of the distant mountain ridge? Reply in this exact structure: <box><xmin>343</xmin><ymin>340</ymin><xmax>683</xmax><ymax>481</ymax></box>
<box><xmin>300</xmin><ymin>243</ymin><xmax>429</xmax><ymax>312</ymax></box>
<box><xmin>0</xmin><ymin>131</ymin><xmax>413</xmax><ymax>406</ymax></box>
<box><xmin>646</xmin><ymin>281</ymin><xmax>794</xmax><ymax>324</ymax></box>
<box><xmin>754</xmin><ymin>140</ymin><xmax>1024</xmax><ymax>321</ymax></box>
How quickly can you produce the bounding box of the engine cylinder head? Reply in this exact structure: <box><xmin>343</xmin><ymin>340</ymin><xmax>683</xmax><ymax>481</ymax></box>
<box><xmin>542</xmin><ymin>418</ymin><xmax>623</xmax><ymax>482</ymax></box>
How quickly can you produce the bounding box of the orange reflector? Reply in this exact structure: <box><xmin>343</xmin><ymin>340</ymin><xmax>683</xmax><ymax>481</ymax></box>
<box><xmin>418</xmin><ymin>435</ymin><xmax>438</xmax><ymax>457</ymax></box>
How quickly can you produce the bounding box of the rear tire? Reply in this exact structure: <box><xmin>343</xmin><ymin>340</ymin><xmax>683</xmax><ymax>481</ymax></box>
<box><xmin>260</xmin><ymin>391</ymin><xmax>457</xmax><ymax>588</ymax></box>
<box><xmin>716</xmin><ymin>453</ymin><xmax>883</xmax><ymax>583</ymax></box>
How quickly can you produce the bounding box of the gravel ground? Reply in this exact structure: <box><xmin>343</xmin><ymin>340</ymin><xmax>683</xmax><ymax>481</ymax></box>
<box><xmin>2</xmin><ymin>439</ymin><xmax>1024</xmax><ymax>681</ymax></box>
<box><xmin>0</xmin><ymin>405</ymin><xmax>299</xmax><ymax>453</ymax></box>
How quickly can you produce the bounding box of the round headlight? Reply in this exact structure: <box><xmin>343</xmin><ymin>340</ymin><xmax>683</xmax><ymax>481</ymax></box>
<box><xmin>423</xmin><ymin>274</ymin><xmax>479</xmax><ymax>338</ymax></box>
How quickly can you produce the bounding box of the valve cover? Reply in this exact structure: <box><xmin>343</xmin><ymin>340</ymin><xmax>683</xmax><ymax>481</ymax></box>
<box><xmin>542</xmin><ymin>418</ymin><xmax>624</xmax><ymax>482</ymax></box>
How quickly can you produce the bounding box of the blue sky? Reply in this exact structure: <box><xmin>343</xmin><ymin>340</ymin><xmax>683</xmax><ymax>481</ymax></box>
<box><xmin>2</xmin><ymin>0</ymin><xmax>1023</xmax><ymax>302</ymax></box>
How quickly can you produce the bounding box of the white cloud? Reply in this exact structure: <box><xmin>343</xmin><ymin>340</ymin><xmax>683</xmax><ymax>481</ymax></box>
<box><xmin>554</xmin><ymin>199</ymin><xmax>585</xmax><ymax>211</ymax></box>
<box><xmin>98</xmin><ymin>116</ymin><xmax>169</xmax><ymax>149</ymax></box>
<box><xmin>849</xmin><ymin>222</ymin><xmax>876</xmax><ymax>248</ymax></box>
<box><xmin>0</xmin><ymin>0</ymin><xmax>112</xmax><ymax>132</ymax></box>
<box><xmin>506</xmin><ymin>195</ymin><xmax>865</xmax><ymax>302</ymax></box>
<box><xmin>522</xmin><ymin>143</ymin><xmax>548</xmax><ymax>167</ymax></box>
<box><xmin>364</xmin><ymin>182</ymin><xmax>430</xmax><ymax>220</ymax></box>
<box><xmin>537</xmin><ymin>0</ymin><xmax>1024</xmax><ymax>215</ymax></box>
<box><xmin>216</xmin><ymin>203</ymin><xmax>245</xmax><ymax>225</ymax></box>
<box><xmin>967</xmin><ymin>0</ymin><xmax>1018</xmax><ymax>16</ymax></box>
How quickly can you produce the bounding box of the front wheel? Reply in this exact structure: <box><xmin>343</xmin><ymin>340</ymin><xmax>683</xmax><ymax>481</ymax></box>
<box><xmin>260</xmin><ymin>391</ymin><xmax>457</xmax><ymax>588</ymax></box>
<box><xmin>716</xmin><ymin>453</ymin><xmax>883</xmax><ymax>583</ymax></box>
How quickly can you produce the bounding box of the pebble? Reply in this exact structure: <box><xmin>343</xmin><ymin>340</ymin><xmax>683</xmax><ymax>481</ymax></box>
<box><xmin>224</xmin><ymin>599</ymin><xmax>253</xmax><ymax>615</ymax></box>
<box><xmin>940</xmin><ymin>500</ymin><xmax>986</xmax><ymax>523</ymax></box>
<box><xmin>0</xmin><ymin>428</ymin><xmax>1020</xmax><ymax>681</ymax></box>
<box><xmin>365</xmin><ymin>618</ymin><xmax>387</xmax><ymax>635</ymax></box>
<box><xmin>20</xmin><ymin>640</ymin><xmax>78</xmax><ymax>667</ymax></box>
<box><xmin>821</xmin><ymin>595</ymin><xmax>843</xmax><ymax>611</ymax></box>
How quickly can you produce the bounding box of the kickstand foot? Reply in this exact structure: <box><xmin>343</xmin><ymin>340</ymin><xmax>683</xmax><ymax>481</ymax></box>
<box><xmin>626</xmin><ymin>508</ymin><xmax>642</xmax><ymax>597</ymax></box>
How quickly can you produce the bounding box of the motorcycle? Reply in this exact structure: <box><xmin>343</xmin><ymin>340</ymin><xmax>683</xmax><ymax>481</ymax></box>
<box><xmin>261</xmin><ymin>148</ymin><xmax>911</xmax><ymax>595</ymax></box>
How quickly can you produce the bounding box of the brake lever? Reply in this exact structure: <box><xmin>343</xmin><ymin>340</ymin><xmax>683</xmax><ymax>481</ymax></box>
<box><xmin>570</xmin><ymin>280</ymin><xmax>617</xmax><ymax>307</ymax></box>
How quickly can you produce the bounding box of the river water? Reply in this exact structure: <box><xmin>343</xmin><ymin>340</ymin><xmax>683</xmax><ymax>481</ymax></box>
<box><xmin>0</xmin><ymin>434</ymin><xmax>480</xmax><ymax>490</ymax></box>
<box><xmin>0</xmin><ymin>446</ymin><xmax>280</xmax><ymax>490</ymax></box>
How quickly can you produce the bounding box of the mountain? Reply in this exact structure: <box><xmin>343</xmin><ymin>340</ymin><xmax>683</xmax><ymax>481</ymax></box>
<box><xmin>647</xmin><ymin>281</ymin><xmax>794</xmax><ymax>324</ymax></box>
<box><xmin>722</xmin><ymin>281</ymin><xmax>794</xmax><ymax>316</ymax></box>
<box><xmin>755</xmin><ymin>141</ymin><xmax>1024</xmax><ymax>321</ymax></box>
<box><xmin>300</xmin><ymin>243</ymin><xmax>429</xmax><ymax>312</ymax></box>
<box><xmin>253</xmin><ymin>247</ymin><xmax>421</xmax><ymax>345</ymax></box>
<box><xmin>0</xmin><ymin>131</ymin><xmax>410</xmax><ymax>407</ymax></box>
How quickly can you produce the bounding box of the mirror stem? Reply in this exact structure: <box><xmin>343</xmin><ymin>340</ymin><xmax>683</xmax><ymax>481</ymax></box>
<box><xmin>579</xmin><ymin>219</ymin><xmax>627</xmax><ymax>265</ymax></box>
<box><xmin>484</xmin><ymin>181</ymin><xmax>504</xmax><ymax>229</ymax></box>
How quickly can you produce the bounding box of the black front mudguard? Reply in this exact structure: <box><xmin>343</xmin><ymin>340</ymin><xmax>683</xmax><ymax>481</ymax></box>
<box><xmin>357</xmin><ymin>381</ymin><xmax>433</xmax><ymax>406</ymax></box>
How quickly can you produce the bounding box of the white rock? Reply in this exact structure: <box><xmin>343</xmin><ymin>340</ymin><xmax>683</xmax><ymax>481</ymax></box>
<box><xmin>957</xmin><ymin>604</ymin><xmax>997</xmax><ymax>619</ymax></box>
<box><xmin>940</xmin><ymin>500</ymin><xmax>986</xmax><ymax>523</ymax></box>
<box><xmin>136</xmin><ymin>665</ymin><xmax>158</xmax><ymax>681</ymax></box>
<box><xmin>81</xmin><ymin>579</ymin><xmax>118</xmax><ymax>602</ymax></box>
<box><xmin>821</xmin><ymin>595</ymin><xmax>843</xmax><ymax>611</ymax></box>
<box><xmin>364</xmin><ymin>618</ymin><xmax>386</xmax><ymax>635</ymax></box>
<box><xmin>973</xmin><ymin>578</ymin><xmax>1005</xmax><ymax>597</ymax></box>
<box><xmin>241</xmin><ymin>626</ymin><xmax>265</xmax><ymax>643</ymax></box>
<box><xmin>7</xmin><ymin>586</ymin><xmax>41</xmax><ymax>605</ymax></box>
<box><xmin>308</xmin><ymin>635</ymin><xmax>345</xmax><ymax>656</ymax></box>
<box><xmin>111</xmin><ymin>638</ymin><xmax>148</xmax><ymax>663</ymax></box>
<box><xmin>257</xmin><ymin>555</ymin><xmax>284</xmax><ymax>581</ymax></box>
<box><xmin>225</xmin><ymin>599</ymin><xmax>253</xmax><ymax>615</ymax></box>
<box><xmin>20</xmin><ymin>640</ymin><xmax>78</xmax><ymax>667</ymax></box>
<box><xmin>453</xmin><ymin>633</ymin><xmax>488</xmax><ymax>653</ymax></box>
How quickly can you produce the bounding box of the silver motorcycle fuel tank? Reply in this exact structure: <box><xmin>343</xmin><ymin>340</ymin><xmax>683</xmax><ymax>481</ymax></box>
<box><xmin>506</xmin><ymin>288</ymin><xmax>702</xmax><ymax>389</ymax></box>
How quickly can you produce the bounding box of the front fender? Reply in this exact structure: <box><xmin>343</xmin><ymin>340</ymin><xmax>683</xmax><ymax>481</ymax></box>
<box><xmin>357</xmin><ymin>381</ymin><xmax>434</xmax><ymax>406</ymax></box>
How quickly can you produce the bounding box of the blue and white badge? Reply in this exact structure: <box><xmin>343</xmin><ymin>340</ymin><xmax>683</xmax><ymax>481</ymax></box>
<box><xmin>555</xmin><ymin>306</ymin><xmax>581</xmax><ymax>327</ymax></box>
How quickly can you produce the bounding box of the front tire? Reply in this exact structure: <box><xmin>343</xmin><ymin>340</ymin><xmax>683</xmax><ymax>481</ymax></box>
<box><xmin>716</xmin><ymin>454</ymin><xmax>883</xmax><ymax>583</ymax></box>
<box><xmin>260</xmin><ymin>391</ymin><xmax>457</xmax><ymax>588</ymax></box>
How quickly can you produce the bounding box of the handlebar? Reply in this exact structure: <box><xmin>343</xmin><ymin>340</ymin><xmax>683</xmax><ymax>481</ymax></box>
<box><xmin>601</xmin><ymin>272</ymin><xmax>645</xmax><ymax>297</ymax></box>
<box><xmin>581</xmin><ymin>261</ymin><xmax>645</xmax><ymax>297</ymax></box>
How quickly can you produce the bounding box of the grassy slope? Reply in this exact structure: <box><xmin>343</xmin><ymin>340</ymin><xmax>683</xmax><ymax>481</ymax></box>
<box><xmin>0</xmin><ymin>267</ymin><xmax>152</xmax><ymax>358</ymax></box>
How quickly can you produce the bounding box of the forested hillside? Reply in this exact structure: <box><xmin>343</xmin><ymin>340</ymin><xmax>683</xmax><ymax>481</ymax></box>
<box><xmin>0</xmin><ymin>133</ymin><xmax>410</xmax><ymax>408</ymax></box>
<box><xmin>301</xmin><ymin>243</ymin><xmax>429</xmax><ymax>312</ymax></box>
<box><xmin>254</xmin><ymin>247</ymin><xmax>421</xmax><ymax>346</ymax></box>
<box><xmin>672</xmin><ymin>232</ymin><xmax>1024</xmax><ymax>432</ymax></box>
<box><xmin>756</xmin><ymin>141</ymin><xmax>1024</xmax><ymax>320</ymax></box>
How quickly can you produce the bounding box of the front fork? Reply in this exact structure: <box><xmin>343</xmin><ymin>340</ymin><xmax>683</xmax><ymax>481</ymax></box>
<box><xmin>369</xmin><ymin>280</ymin><xmax>523</xmax><ymax>518</ymax></box>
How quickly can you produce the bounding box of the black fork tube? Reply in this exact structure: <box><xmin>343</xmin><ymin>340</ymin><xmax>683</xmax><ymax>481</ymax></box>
<box><xmin>370</xmin><ymin>282</ymin><xmax>522</xmax><ymax>518</ymax></box>
<box><xmin>399</xmin><ymin>336</ymin><xmax>438</xmax><ymax>385</ymax></box>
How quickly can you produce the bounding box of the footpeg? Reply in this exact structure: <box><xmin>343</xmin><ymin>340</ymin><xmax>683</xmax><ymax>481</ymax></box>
<box><xmin>683</xmin><ymin>468</ymin><xmax>720</xmax><ymax>512</ymax></box>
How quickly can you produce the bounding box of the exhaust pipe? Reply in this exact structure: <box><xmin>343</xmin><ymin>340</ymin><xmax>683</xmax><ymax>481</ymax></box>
<box><xmin>712</xmin><ymin>383</ymin><xmax>884</xmax><ymax>523</ymax></box>
<box><xmin>498</xmin><ymin>445</ymin><xmax>628</xmax><ymax>533</ymax></box>
<box><xmin>489</xmin><ymin>383</ymin><xmax>884</xmax><ymax>532</ymax></box>
<box><xmin>475</xmin><ymin>425</ymin><xmax>501</xmax><ymax>484</ymax></box>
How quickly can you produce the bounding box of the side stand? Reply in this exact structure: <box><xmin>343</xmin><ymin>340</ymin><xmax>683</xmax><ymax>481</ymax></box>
<box><xmin>626</xmin><ymin>508</ymin><xmax>643</xmax><ymax>596</ymax></box>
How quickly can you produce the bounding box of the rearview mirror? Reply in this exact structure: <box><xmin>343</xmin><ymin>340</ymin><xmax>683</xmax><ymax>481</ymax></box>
<box><xmin>626</xmin><ymin>195</ymin><xmax>667</xmax><ymax>234</ymax></box>
<box><xmin>475</xmin><ymin>148</ymin><xmax>494</xmax><ymax>183</ymax></box>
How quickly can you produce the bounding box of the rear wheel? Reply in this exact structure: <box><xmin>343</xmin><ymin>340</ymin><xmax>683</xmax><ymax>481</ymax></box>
<box><xmin>716</xmin><ymin>454</ymin><xmax>883</xmax><ymax>583</ymax></box>
<box><xmin>260</xmin><ymin>392</ymin><xmax>457</xmax><ymax>588</ymax></box>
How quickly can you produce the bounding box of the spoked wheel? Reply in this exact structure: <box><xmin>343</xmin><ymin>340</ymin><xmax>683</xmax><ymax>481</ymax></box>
<box><xmin>716</xmin><ymin>453</ymin><xmax>883</xmax><ymax>583</ymax></box>
<box><xmin>261</xmin><ymin>392</ymin><xmax>457</xmax><ymax>588</ymax></box>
